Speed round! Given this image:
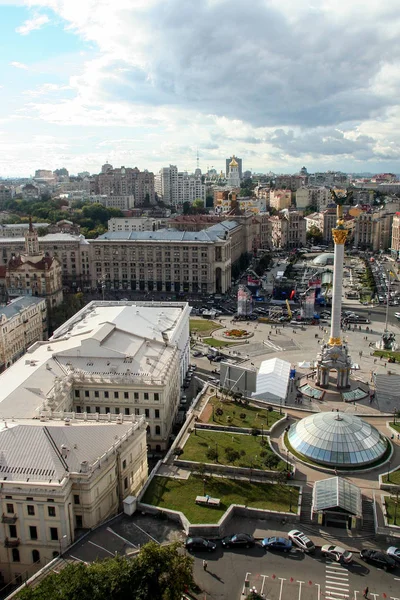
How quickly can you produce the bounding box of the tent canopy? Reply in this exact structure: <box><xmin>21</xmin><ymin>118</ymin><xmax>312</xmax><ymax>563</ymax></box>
<box><xmin>251</xmin><ymin>357</ymin><xmax>291</xmax><ymax>403</ymax></box>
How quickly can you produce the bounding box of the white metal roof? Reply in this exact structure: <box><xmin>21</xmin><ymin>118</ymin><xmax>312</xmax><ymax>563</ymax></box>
<box><xmin>251</xmin><ymin>357</ymin><xmax>291</xmax><ymax>403</ymax></box>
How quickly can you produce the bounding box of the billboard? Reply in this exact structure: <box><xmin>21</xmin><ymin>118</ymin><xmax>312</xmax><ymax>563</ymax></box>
<box><xmin>237</xmin><ymin>285</ymin><xmax>253</xmax><ymax>316</ymax></box>
<box><xmin>219</xmin><ymin>362</ymin><xmax>257</xmax><ymax>396</ymax></box>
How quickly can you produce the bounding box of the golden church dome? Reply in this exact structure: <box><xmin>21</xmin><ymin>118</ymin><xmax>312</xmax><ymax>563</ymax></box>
<box><xmin>229</xmin><ymin>156</ymin><xmax>238</xmax><ymax>167</ymax></box>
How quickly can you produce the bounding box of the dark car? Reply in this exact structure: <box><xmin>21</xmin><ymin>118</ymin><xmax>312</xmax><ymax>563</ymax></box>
<box><xmin>261</xmin><ymin>537</ymin><xmax>292</xmax><ymax>552</ymax></box>
<box><xmin>221</xmin><ymin>533</ymin><xmax>255</xmax><ymax>549</ymax></box>
<box><xmin>360</xmin><ymin>549</ymin><xmax>396</xmax><ymax>570</ymax></box>
<box><xmin>185</xmin><ymin>537</ymin><xmax>217</xmax><ymax>553</ymax></box>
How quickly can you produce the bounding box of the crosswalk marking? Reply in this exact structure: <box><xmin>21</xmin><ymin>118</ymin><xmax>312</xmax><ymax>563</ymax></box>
<box><xmin>325</xmin><ymin>560</ymin><xmax>350</xmax><ymax>600</ymax></box>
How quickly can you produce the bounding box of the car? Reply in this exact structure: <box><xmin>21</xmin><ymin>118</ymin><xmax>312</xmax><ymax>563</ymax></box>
<box><xmin>192</xmin><ymin>350</ymin><xmax>202</xmax><ymax>357</ymax></box>
<box><xmin>185</xmin><ymin>537</ymin><xmax>217</xmax><ymax>552</ymax></box>
<box><xmin>360</xmin><ymin>549</ymin><xmax>396</xmax><ymax>570</ymax></box>
<box><xmin>221</xmin><ymin>533</ymin><xmax>255</xmax><ymax>548</ymax></box>
<box><xmin>321</xmin><ymin>545</ymin><xmax>353</xmax><ymax>564</ymax></box>
<box><xmin>261</xmin><ymin>537</ymin><xmax>292</xmax><ymax>552</ymax></box>
<box><xmin>288</xmin><ymin>530</ymin><xmax>315</xmax><ymax>554</ymax></box>
<box><xmin>386</xmin><ymin>546</ymin><xmax>400</xmax><ymax>564</ymax></box>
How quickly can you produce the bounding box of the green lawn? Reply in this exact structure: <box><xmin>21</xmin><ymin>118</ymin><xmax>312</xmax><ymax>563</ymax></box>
<box><xmin>382</xmin><ymin>466</ymin><xmax>400</xmax><ymax>485</ymax></box>
<box><xmin>384</xmin><ymin>496</ymin><xmax>400</xmax><ymax>526</ymax></box>
<box><xmin>389</xmin><ymin>422</ymin><xmax>400</xmax><ymax>433</ymax></box>
<box><xmin>203</xmin><ymin>337</ymin><xmax>237</xmax><ymax>347</ymax></box>
<box><xmin>142</xmin><ymin>475</ymin><xmax>299</xmax><ymax>523</ymax></box>
<box><xmin>373</xmin><ymin>350</ymin><xmax>400</xmax><ymax>362</ymax></box>
<box><xmin>207</xmin><ymin>396</ymin><xmax>281</xmax><ymax>429</ymax></box>
<box><xmin>181</xmin><ymin>429</ymin><xmax>286</xmax><ymax>470</ymax></box>
<box><xmin>190</xmin><ymin>319</ymin><xmax>222</xmax><ymax>336</ymax></box>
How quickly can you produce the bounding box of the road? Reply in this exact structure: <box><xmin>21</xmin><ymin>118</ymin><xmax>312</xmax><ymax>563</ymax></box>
<box><xmin>190</xmin><ymin>546</ymin><xmax>400</xmax><ymax>600</ymax></box>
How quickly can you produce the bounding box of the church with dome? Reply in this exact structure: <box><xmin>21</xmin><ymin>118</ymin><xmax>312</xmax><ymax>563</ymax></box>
<box><xmin>227</xmin><ymin>156</ymin><xmax>241</xmax><ymax>188</ymax></box>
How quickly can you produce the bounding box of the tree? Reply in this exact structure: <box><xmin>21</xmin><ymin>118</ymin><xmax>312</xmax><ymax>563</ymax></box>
<box><xmin>306</xmin><ymin>225</ymin><xmax>323</xmax><ymax>243</ymax></box>
<box><xmin>224</xmin><ymin>447</ymin><xmax>240</xmax><ymax>464</ymax></box>
<box><xmin>206</xmin><ymin>447</ymin><xmax>219</xmax><ymax>462</ymax></box>
<box><xmin>182</xmin><ymin>201</ymin><xmax>191</xmax><ymax>215</ymax></box>
<box><xmin>17</xmin><ymin>542</ymin><xmax>194</xmax><ymax>600</ymax></box>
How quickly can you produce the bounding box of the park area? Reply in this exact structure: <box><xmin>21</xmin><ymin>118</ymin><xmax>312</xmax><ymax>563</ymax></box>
<box><xmin>142</xmin><ymin>474</ymin><xmax>299</xmax><ymax>523</ymax></box>
<box><xmin>384</xmin><ymin>495</ymin><xmax>400</xmax><ymax>526</ymax></box>
<box><xmin>190</xmin><ymin>319</ymin><xmax>222</xmax><ymax>337</ymax></box>
<box><xmin>203</xmin><ymin>396</ymin><xmax>282</xmax><ymax>429</ymax></box>
<box><xmin>180</xmin><ymin>429</ymin><xmax>286</xmax><ymax>471</ymax></box>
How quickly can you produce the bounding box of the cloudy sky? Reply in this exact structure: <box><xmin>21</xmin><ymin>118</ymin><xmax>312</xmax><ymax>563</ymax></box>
<box><xmin>1</xmin><ymin>0</ymin><xmax>400</xmax><ymax>177</ymax></box>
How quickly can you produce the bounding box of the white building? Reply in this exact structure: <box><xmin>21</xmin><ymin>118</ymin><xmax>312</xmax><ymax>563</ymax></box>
<box><xmin>0</xmin><ymin>417</ymin><xmax>147</xmax><ymax>585</ymax></box>
<box><xmin>0</xmin><ymin>301</ymin><xmax>190</xmax><ymax>451</ymax></box>
<box><xmin>296</xmin><ymin>187</ymin><xmax>331</xmax><ymax>211</ymax></box>
<box><xmin>155</xmin><ymin>165</ymin><xmax>205</xmax><ymax>207</ymax></box>
<box><xmin>226</xmin><ymin>157</ymin><xmax>241</xmax><ymax>188</ymax></box>
<box><xmin>88</xmin><ymin>195</ymin><xmax>135</xmax><ymax>210</ymax></box>
<box><xmin>108</xmin><ymin>217</ymin><xmax>164</xmax><ymax>233</ymax></box>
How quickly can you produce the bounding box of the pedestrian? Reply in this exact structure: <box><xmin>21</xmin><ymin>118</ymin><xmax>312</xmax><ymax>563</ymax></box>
<box><xmin>363</xmin><ymin>586</ymin><xmax>369</xmax><ymax>598</ymax></box>
<box><xmin>203</xmin><ymin>559</ymin><xmax>207</xmax><ymax>571</ymax></box>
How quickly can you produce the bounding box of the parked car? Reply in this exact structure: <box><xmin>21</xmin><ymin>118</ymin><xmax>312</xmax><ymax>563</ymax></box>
<box><xmin>321</xmin><ymin>545</ymin><xmax>353</xmax><ymax>564</ymax></box>
<box><xmin>360</xmin><ymin>549</ymin><xmax>396</xmax><ymax>570</ymax></box>
<box><xmin>261</xmin><ymin>537</ymin><xmax>292</xmax><ymax>552</ymax></box>
<box><xmin>386</xmin><ymin>546</ymin><xmax>400</xmax><ymax>564</ymax></box>
<box><xmin>221</xmin><ymin>533</ymin><xmax>255</xmax><ymax>549</ymax></box>
<box><xmin>288</xmin><ymin>530</ymin><xmax>316</xmax><ymax>554</ymax></box>
<box><xmin>192</xmin><ymin>351</ymin><xmax>202</xmax><ymax>357</ymax></box>
<box><xmin>185</xmin><ymin>537</ymin><xmax>217</xmax><ymax>553</ymax></box>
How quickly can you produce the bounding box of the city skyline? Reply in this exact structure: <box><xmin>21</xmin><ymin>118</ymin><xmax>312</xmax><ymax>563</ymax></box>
<box><xmin>1</xmin><ymin>1</ymin><xmax>400</xmax><ymax>177</ymax></box>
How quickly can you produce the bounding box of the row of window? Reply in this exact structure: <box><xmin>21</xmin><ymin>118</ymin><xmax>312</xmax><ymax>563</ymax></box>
<box><xmin>75</xmin><ymin>406</ymin><xmax>161</xmax><ymax>419</ymax></box>
<box><xmin>11</xmin><ymin>548</ymin><xmax>48</xmax><ymax>564</ymax></box>
<box><xmin>74</xmin><ymin>390</ymin><xmax>160</xmax><ymax>401</ymax></box>
<box><xmin>6</xmin><ymin>503</ymin><xmax>56</xmax><ymax>517</ymax></box>
<box><xmin>8</xmin><ymin>523</ymin><xmax>59</xmax><ymax>542</ymax></box>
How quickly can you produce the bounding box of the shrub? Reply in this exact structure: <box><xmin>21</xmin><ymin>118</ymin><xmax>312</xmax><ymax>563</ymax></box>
<box><xmin>251</xmin><ymin>427</ymin><xmax>260</xmax><ymax>436</ymax></box>
<box><xmin>206</xmin><ymin>447</ymin><xmax>219</xmax><ymax>462</ymax></box>
<box><xmin>216</xmin><ymin>407</ymin><xmax>223</xmax><ymax>416</ymax></box>
<box><xmin>240</xmin><ymin>413</ymin><xmax>246</xmax><ymax>419</ymax></box>
<box><xmin>174</xmin><ymin>447</ymin><xmax>183</xmax><ymax>456</ymax></box>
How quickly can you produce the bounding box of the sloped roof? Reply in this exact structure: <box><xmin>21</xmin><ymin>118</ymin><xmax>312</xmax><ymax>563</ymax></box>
<box><xmin>313</xmin><ymin>477</ymin><xmax>362</xmax><ymax>516</ymax></box>
<box><xmin>251</xmin><ymin>357</ymin><xmax>291</xmax><ymax>402</ymax></box>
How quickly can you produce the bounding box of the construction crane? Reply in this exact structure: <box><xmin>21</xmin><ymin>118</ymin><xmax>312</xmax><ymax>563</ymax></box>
<box><xmin>285</xmin><ymin>299</ymin><xmax>292</xmax><ymax>320</ymax></box>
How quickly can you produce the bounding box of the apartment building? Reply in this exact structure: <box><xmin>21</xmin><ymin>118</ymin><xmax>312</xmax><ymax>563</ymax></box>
<box><xmin>107</xmin><ymin>217</ymin><xmax>165</xmax><ymax>233</ymax></box>
<box><xmin>270</xmin><ymin>210</ymin><xmax>306</xmax><ymax>249</ymax></box>
<box><xmin>88</xmin><ymin>195</ymin><xmax>135</xmax><ymax>210</ymax></box>
<box><xmin>295</xmin><ymin>187</ymin><xmax>331</xmax><ymax>211</ymax></box>
<box><xmin>90</xmin><ymin>166</ymin><xmax>155</xmax><ymax>206</ymax></box>
<box><xmin>0</xmin><ymin>418</ymin><xmax>147</xmax><ymax>585</ymax></box>
<box><xmin>155</xmin><ymin>165</ymin><xmax>205</xmax><ymax>207</ymax></box>
<box><xmin>269</xmin><ymin>189</ymin><xmax>292</xmax><ymax>211</ymax></box>
<box><xmin>391</xmin><ymin>213</ymin><xmax>400</xmax><ymax>258</ymax></box>
<box><xmin>0</xmin><ymin>296</ymin><xmax>47</xmax><ymax>372</ymax></box>
<box><xmin>304</xmin><ymin>208</ymin><xmax>336</xmax><ymax>244</ymax></box>
<box><xmin>354</xmin><ymin>211</ymin><xmax>394</xmax><ymax>251</ymax></box>
<box><xmin>90</xmin><ymin>221</ymin><xmax>236</xmax><ymax>294</ymax></box>
<box><xmin>0</xmin><ymin>233</ymin><xmax>91</xmax><ymax>291</ymax></box>
<box><xmin>275</xmin><ymin>175</ymin><xmax>306</xmax><ymax>191</ymax></box>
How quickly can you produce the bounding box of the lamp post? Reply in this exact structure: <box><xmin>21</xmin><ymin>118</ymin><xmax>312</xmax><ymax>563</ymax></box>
<box><xmin>59</xmin><ymin>534</ymin><xmax>67</xmax><ymax>557</ymax></box>
<box><xmin>289</xmin><ymin>486</ymin><xmax>293</xmax><ymax>513</ymax></box>
<box><xmin>387</xmin><ymin>459</ymin><xmax>391</xmax><ymax>482</ymax></box>
<box><xmin>286</xmin><ymin>448</ymin><xmax>290</xmax><ymax>472</ymax></box>
<box><xmin>203</xmin><ymin>477</ymin><xmax>207</xmax><ymax>496</ymax></box>
<box><xmin>394</xmin><ymin>491</ymin><xmax>399</xmax><ymax>525</ymax></box>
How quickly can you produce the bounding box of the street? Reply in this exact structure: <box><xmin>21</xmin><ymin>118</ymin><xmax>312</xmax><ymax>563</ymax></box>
<box><xmin>190</xmin><ymin>546</ymin><xmax>400</xmax><ymax>600</ymax></box>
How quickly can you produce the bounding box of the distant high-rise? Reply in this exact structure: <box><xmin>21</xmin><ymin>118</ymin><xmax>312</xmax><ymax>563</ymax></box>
<box><xmin>91</xmin><ymin>166</ymin><xmax>155</xmax><ymax>206</ymax></box>
<box><xmin>155</xmin><ymin>165</ymin><xmax>205</xmax><ymax>206</ymax></box>
<box><xmin>226</xmin><ymin>156</ymin><xmax>242</xmax><ymax>179</ymax></box>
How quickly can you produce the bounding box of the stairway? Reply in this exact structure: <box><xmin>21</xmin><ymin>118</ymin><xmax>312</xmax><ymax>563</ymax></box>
<box><xmin>300</xmin><ymin>491</ymin><xmax>313</xmax><ymax>525</ymax></box>
<box><xmin>361</xmin><ymin>496</ymin><xmax>376</xmax><ymax>534</ymax></box>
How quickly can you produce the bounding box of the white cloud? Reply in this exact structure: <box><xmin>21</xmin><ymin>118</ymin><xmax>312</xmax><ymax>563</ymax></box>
<box><xmin>9</xmin><ymin>61</ymin><xmax>29</xmax><ymax>70</ymax></box>
<box><xmin>16</xmin><ymin>14</ymin><xmax>49</xmax><ymax>35</ymax></box>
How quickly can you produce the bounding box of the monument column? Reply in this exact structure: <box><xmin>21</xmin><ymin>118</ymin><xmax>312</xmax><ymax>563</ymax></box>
<box><xmin>329</xmin><ymin>207</ymin><xmax>348</xmax><ymax>346</ymax></box>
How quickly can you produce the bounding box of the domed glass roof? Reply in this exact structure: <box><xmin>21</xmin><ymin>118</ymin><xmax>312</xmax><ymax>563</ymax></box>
<box><xmin>288</xmin><ymin>412</ymin><xmax>387</xmax><ymax>467</ymax></box>
<box><xmin>312</xmin><ymin>253</ymin><xmax>335</xmax><ymax>266</ymax></box>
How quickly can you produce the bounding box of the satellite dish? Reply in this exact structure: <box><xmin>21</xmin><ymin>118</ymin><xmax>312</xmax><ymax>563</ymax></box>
<box><xmin>349</xmin><ymin>207</ymin><xmax>362</xmax><ymax>217</ymax></box>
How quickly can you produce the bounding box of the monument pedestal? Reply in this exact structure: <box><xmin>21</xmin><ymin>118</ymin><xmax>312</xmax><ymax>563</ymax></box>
<box><xmin>316</xmin><ymin>343</ymin><xmax>352</xmax><ymax>389</ymax></box>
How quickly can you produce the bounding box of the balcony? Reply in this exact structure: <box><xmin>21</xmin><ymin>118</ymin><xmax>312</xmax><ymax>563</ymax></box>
<box><xmin>2</xmin><ymin>514</ymin><xmax>17</xmax><ymax>524</ymax></box>
<box><xmin>4</xmin><ymin>537</ymin><xmax>20</xmax><ymax>548</ymax></box>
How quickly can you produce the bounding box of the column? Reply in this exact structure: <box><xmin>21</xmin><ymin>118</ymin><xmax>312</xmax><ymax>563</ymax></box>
<box><xmin>329</xmin><ymin>232</ymin><xmax>345</xmax><ymax>345</ymax></box>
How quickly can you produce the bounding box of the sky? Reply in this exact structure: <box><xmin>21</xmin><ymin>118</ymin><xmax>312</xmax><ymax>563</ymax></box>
<box><xmin>1</xmin><ymin>0</ymin><xmax>400</xmax><ymax>177</ymax></box>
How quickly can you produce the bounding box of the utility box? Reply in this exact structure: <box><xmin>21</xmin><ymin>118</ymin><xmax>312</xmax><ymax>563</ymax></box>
<box><xmin>123</xmin><ymin>496</ymin><xmax>137</xmax><ymax>516</ymax></box>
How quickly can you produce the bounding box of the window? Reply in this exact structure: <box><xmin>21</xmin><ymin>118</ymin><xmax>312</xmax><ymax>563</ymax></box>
<box><xmin>134</xmin><ymin>392</ymin><xmax>139</xmax><ymax>400</ymax></box>
<box><xmin>145</xmin><ymin>409</ymin><xmax>149</xmax><ymax>418</ymax></box>
<box><xmin>115</xmin><ymin>407</ymin><xmax>120</xmax><ymax>414</ymax></box>
<box><xmin>155</xmin><ymin>425</ymin><xmax>161</xmax><ymax>435</ymax></box>
<box><xmin>124</xmin><ymin>392</ymin><xmax>129</xmax><ymax>399</ymax></box>
<box><xmin>75</xmin><ymin>390</ymin><xmax>80</xmax><ymax>398</ymax></box>
<box><xmin>114</xmin><ymin>391</ymin><xmax>119</xmax><ymax>399</ymax></box>
<box><xmin>94</xmin><ymin>391</ymin><xmax>99</xmax><ymax>398</ymax></box>
<box><xmin>52</xmin><ymin>551</ymin><xmax>59</xmax><ymax>559</ymax></box>
<box><xmin>144</xmin><ymin>392</ymin><xmax>149</xmax><ymax>400</ymax></box>
<box><xmin>12</xmin><ymin>549</ymin><xmax>20</xmax><ymax>563</ymax></box>
<box><xmin>105</xmin><ymin>407</ymin><xmax>110</xmax><ymax>414</ymax></box>
<box><xmin>50</xmin><ymin>527</ymin><xmax>58</xmax><ymax>541</ymax></box>
<box><xmin>76</xmin><ymin>515</ymin><xmax>83</xmax><ymax>528</ymax></box>
<box><xmin>86</xmin><ymin>406</ymin><xmax>91</xmax><ymax>414</ymax></box>
<box><xmin>95</xmin><ymin>406</ymin><xmax>100</xmax><ymax>413</ymax></box>
<box><xmin>48</xmin><ymin>507</ymin><xmax>56</xmax><ymax>517</ymax></box>
<box><xmin>9</xmin><ymin>525</ymin><xmax>17</xmax><ymax>538</ymax></box>
<box><xmin>124</xmin><ymin>477</ymin><xmax>128</xmax><ymax>490</ymax></box>
<box><xmin>85</xmin><ymin>390</ymin><xmax>89</xmax><ymax>398</ymax></box>
<box><xmin>155</xmin><ymin>409</ymin><xmax>160</xmax><ymax>419</ymax></box>
<box><xmin>27</xmin><ymin>505</ymin><xmax>35</xmax><ymax>516</ymax></box>
<box><xmin>104</xmin><ymin>391</ymin><xmax>109</xmax><ymax>399</ymax></box>
<box><xmin>73</xmin><ymin>495</ymin><xmax>80</xmax><ymax>505</ymax></box>
<box><xmin>76</xmin><ymin>406</ymin><xmax>81</xmax><ymax>413</ymax></box>
<box><xmin>122</xmin><ymin>459</ymin><xmax>126</xmax><ymax>469</ymax></box>
<box><xmin>154</xmin><ymin>393</ymin><xmax>159</xmax><ymax>401</ymax></box>
<box><xmin>6</xmin><ymin>503</ymin><xmax>14</xmax><ymax>514</ymax></box>
<box><xmin>134</xmin><ymin>408</ymin><xmax>140</xmax><ymax>415</ymax></box>
<box><xmin>29</xmin><ymin>526</ymin><xmax>38</xmax><ymax>540</ymax></box>
<box><xmin>32</xmin><ymin>550</ymin><xmax>40</xmax><ymax>564</ymax></box>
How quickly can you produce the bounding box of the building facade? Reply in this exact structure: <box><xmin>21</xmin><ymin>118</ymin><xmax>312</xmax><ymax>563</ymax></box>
<box><xmin>107</xmin><ymin>217</ymin><xmax>164</xmax><ymax>232</ymax></box>
<box><xmin>270</xmin><ymin>210</ymin><xmax>306</xmax><ymax>249</ymax></box>
<box><xmin>88</xmin><ymin>195</ymin><xmax>135</xmax><ymax>210</ymax></box>
<box><xmin>269</xmin><ymin>189</ymin><xmax>292</xmax><ymax>211</ymax></box>
<box><xmin>0</xmin><ymin>296</ymin><xmax>47</xmax><ymax>372</ymax></box>
<box><xmin>90</xmin><ymin>167</ymin><xmax>155</xmax><ymax>206</ymax></box>
<box><xmin>0</xmin><ymin>223</ymin><xmax>49</xmax><ymax>238</ymax></box>
<box><xmin>225</xmin><ymin>156</ymin><xmax>243</xmax><ymax>179</ymax></box>
<box><xmin>391</xmin><ymin>213</ymin><xmax>400</xmax><ymax>257</ymax></box>
<box><xmin>155</xmin><ymin>166</ymin><xmax>205</xmax><ymax>207</ymax></box>
<box><xmin>0</xmin><ymin>418</ymin><xmax>147</xmax><ymax>585</ymax></box>
<box><xmin>226</xmin><ymin>157</ymin><xmax>241</xmax><ymax>188</ymax></box>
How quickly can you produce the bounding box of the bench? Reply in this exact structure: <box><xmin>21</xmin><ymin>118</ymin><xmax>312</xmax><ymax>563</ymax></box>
<box><xmin>195</xmin><ymin>495</ymin><xmax>221</xmax><ymax>507</ymax></box>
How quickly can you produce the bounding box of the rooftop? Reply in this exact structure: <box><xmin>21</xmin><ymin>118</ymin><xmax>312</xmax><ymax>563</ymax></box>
<box><xmin>96</xmin><ymin>220</ymin><xmax>239</xmax><ymax>243</ymax></box>
<box><xmin>0</xmin><ymin>233</ymin><xmax>88</xmax><ymax>244</ymax></box>
<box><xmin>0</xmin><ymin>296</ymin><xmax>45</xmax><ymax>321</ymax></box>
<box><xmin>313</xmin><ymin>477</ymin><xmax>362</xmax><ymax>516</ymax></box>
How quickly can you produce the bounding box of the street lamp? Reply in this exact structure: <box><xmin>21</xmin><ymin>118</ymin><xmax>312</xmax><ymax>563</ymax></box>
<box><xmin>203</xmin><ymin>478</ymin><xmax>207</xmax><ymax>496</ymax></box>
<box><xmin>59</xmin><ymin>534</ymin><xmax>67</xmax><ymax>557</ymax></box>
<box><xmin>279</xmin><ymin>398</ymin><xmax>282</xmax><ymax>415</ymax></box>
<box><xmin>387</xmin><ymin>459</ymin><xmax>391</xmax><ymax>482</ymax></box>
<box><xmin>286</xmin><ymin>448</ymin><xmax>289</xmax><ymax>471</ymax></box>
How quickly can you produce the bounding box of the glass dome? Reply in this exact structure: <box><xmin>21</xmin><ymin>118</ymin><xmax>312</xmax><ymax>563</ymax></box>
<box><xmin>312</xmin><ymin>253</ymin><xmax>334</xmax><ymax>266</ymax></box>
<box><xmin>288</xmin><ymin>412</ymin><xmax>387</xmax><ymax>467</ymax></box>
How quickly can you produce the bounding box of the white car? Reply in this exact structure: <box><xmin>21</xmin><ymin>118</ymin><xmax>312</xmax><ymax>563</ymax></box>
<box><xmin>322</xmin><ymin>545</ymin><xmax>353</xmax><ymax>564</ymax></box>
<box><xmin>288</xmin><ymin>530</ymin><xmax>315</xmax><ymax>554</ymax></box>
<box><xmin>387</xmin><ymin>546</ymin><xmax>400</xmax><ymax>564</ymax></box>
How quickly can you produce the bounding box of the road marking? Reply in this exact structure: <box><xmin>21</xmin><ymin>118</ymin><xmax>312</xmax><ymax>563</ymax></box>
<box><xmin>68</xmin><ymin>554</ymin><xmax>88</xmax><ymax>564</ymax></box>
<box><xmin>106</xmin><ymin>527</ymin><xmax>137</xmax><ymax>548</ymax></box>
<box><xmin>326</xmin><ymin>585</ymin><xmax>350</xmax><ymax>592</ymax></box>
<box><xmin>394</xmin><ymin>578</ymin><xmax>400</xmax><ymax>580</ymax></box>
<box><xmin>326</xmin><ymin>574</ymin><xmax>350</xmax><ymax>581</ymax></box>
<box><xmin>260</xmin><ymin>575</ymin><xmax>267</xmax><ymax>595</ymax></box>
<box><xmin>87</xmin><ymin>540</ymin><xmax>114</xmax><ymax>556</ymax></box>
<box><xmin>325</xmin><ymin>593</ymin><xmax>349</xmax><ymax>599</ymax></box>
<box><xmin>242</xmin><ymin>572</ymin><xmax>252</xmax><ymax>596</ymax></box>
<box><xmin>315</xmin><ymin>583</ymin><xmax>321</xmax><ymax>600</ymax></box>
<box><xmin>278</xmin><ymin>577</ymin><xmax>286</xmax><ymax>600</ymax></box>
<box><xmin>130</xmin><ymin>522</ymin><xmax>159</xmax><ymax>543</ymax></box>
<box><xmin>297</xmin><ymin>580</ymin><xmax>304</xmax><ymax>600</ymax></box>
